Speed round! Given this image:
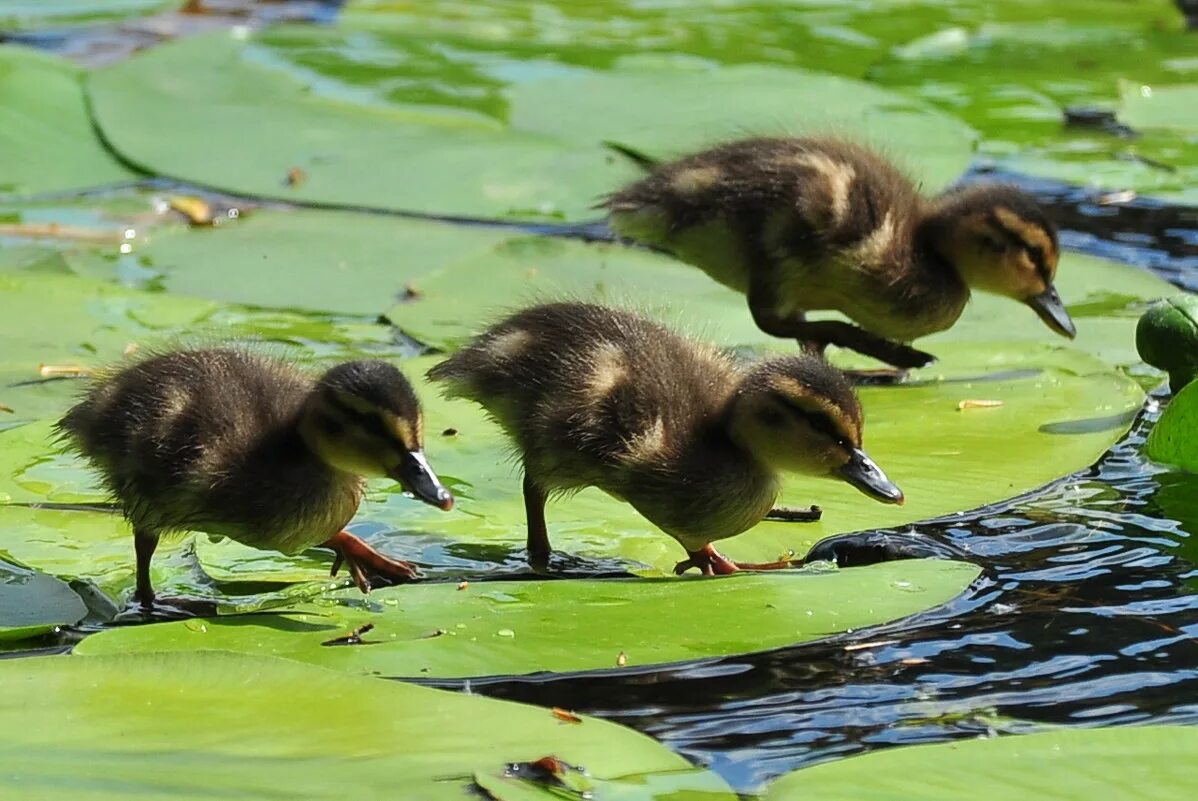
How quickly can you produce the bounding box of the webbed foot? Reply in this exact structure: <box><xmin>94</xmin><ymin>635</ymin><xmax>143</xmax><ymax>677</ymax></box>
<box><xmin>324</xmin><ymin>530</ymin><xmax>422</xmax><ymax>593</ymax></box>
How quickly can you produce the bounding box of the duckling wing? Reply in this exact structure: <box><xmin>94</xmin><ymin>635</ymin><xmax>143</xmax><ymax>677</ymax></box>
<box><xmin>606</xmin><ymin>138</ymin><xmax>932</xmax><ymax>324</ymax></box>
<box><xmin>430</xmin><ymin>303</ymin><xmax>732</xmax><ymax>487</ymax></box>
<box><xmin>57</xmin><ymin>349</ymin><xmax>317</xmax><ymax>535</ymax></box>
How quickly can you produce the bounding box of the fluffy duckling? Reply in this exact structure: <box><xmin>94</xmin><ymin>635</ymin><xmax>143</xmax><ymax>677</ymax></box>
<box><xmin>56</xmin><ymin>348</ymin><xmax>453</xmax><ymax>610</ymax></box>
<box><xmin>605</xmin><ymin>137</ymin><xmax>1076</xmax><ymax>369</ymax></box>
<box><xmin>428</xmin><ymin>302</ymin><xmax>902</xmax><ymax>575</ymax></box>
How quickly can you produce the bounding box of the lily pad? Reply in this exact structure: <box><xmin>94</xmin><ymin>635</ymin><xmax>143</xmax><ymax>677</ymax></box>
<box><xmin>139</xmin><ymin>209</ymin><xmax>512</xmax><ymax>314</ymax></box>
<box><xmin>385</xmin><ymin>350</ymin><xmax>1143</xmax><ymax>572</ymax></box>
<box><xmin>0</xmin><ymin>651</ymin><xmax>733</xmax><ymax>800</ymax></box>
<box><xmin>1146</xmin><ymin>380</ymin><xmax>1198</xmax><ymax>472</ymax></box>
<box><xmin>75</xmin><ymin>559</ymin><xmax>981</xmax><ymax>678</ymax></box>
<box><xmin>0</xmin><ymin>46</ymin><xmax>138</xmax><ymax>196</ymax></box>
<box><xmin>86</xmin><ymin>25</ymin><xmax>975</xmax><ymax>221</ymax></box>
<box><xmin>765</xmin><ymin>725</ymin><xmax>1198</xmax><ymax>800</ymax></box>
<box><xmin>0</xmin><ymin>336</ymin><xmax>1144</xmax><ymax>583</ymax></box>
<box><xmin>1119</xmin><ymin>80</ymin><xmax>1198</xmax><ymax>133</ymax></box>
<box><xmin>0</xmin><ymin>269</ymin><xmax>419</xmax><ymax>425</ymax></box>
<box><xmin>387</xmin><ymin>239</ymin><xmax>1173</xmax><ymax>367</ymax></box>
<box><xmin>867</xmin><ymin>13</ymin><xmax>1198</xmax><ymax>203</ymax></box>
<box><xmin>0</xmin><ymin>559</ymin><xmax>86</xmax><ymax>642</ymax></box>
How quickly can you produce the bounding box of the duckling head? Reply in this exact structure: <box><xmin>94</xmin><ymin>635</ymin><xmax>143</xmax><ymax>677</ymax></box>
<box><xmin>729</xmin><ymin>356</ymin><xmax>904</xmax><ymax>504</ymax></box>
<box><xmin>923</xmin><ymin>184</ymin><xmax>1076</xmax><ymax>339</ymax></box>
<box><xmin>300</xmin><ymin>361</ymin><xmax>454</xmax><ymax>510</ymax></box>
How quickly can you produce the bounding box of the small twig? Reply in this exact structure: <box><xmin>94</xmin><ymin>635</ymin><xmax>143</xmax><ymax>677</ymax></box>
<box><xmin>765</xmin><ymin>505</ymin><xmax>823</xmax><ymax>522</ymax></box>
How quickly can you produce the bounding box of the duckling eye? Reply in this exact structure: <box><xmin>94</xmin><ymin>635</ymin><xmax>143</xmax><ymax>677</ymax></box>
<box><xmin>980</xmin><ymin>236</ymin><xmax>1006</xmax><ymax>254</ymax></box>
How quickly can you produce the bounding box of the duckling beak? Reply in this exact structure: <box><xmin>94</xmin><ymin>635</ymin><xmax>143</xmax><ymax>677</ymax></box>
<box><xmin>837</xmin><ymin>448</ymin><xmax>904</xmax><ymax>505</ymax></box>
<box><xmin>390</xmin><ymin>450</ymin><xmax>454</xmax><ymax>511</ymax></box>
<box><xmin>1026</xmin><ymin>285</ymin><xmax>1077</xmax><ymax>339</ymax></box>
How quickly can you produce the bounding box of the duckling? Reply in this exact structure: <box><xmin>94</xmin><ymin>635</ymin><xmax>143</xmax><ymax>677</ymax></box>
<box><xmin>55</xmin><ymin>348</ymin><xmax>453</xmax><ymax>610</ymax></box>
<box><xmin>427</xmin><ymin>302</ymin><xmax>902</xmax><ymax>575</ymax></box>
<box><xmin>604</xmin><ymin>137</ymin><xmax>1076</xmax><ymax>369</ymax></box>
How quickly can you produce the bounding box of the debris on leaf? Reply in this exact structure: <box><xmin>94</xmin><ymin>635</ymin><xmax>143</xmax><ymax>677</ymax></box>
<box><xmin>957</xmin><ymin>399</ymin><xmax>1003</xmax><ymax>411</ymax></box>
<box><xmin>457</xmin><ymin>580</ymin><xmax>469</xmax><ymax>591</ymax></box>
<box><xmin>0</xmin><ymin>222</ymin><xmax>123</xmax><ymax>244</ymax></box>
<box><xmin>398</xmin><ymin>284</ymin><xmax>423</xmax><ymax>303</ymax></box>
<box><xmin>123</xmin><ymin>342</ymin><xmax>140</xmax><ymax>357</ymax></box>
<box><xmin>551</xmin><ymin>707</ymin><xmax>582</xmax><ymax>725</ymax></box>
<box><xmin>284</xmin><ymin>166</ymin><xmax>307</xmax><ymax>187</ymax></box>
<box><xmin>0</xmin><ymin>402</ymin><xmax>13</xmax><ymax>414</ymax></box>
<box><xmin>442</xmin><ymin>427</ymin><xmax>459</xmax><ymax>437</ymax></box>
<box><xmin>167</xmin><ymin>195</ymin><xmax>215</xmax><ymax>226</ymax></box>
<box><xmin>320</xmin><ymin>622</ymin><xmax>379</xmax><ymax>647</ymax></box>
<box><xmin>616</xmin><ymin>651</ymin><xmax>628</xmax><ymax>667</ymax></box>
<box><xmin>502</xmin><ymin>755</ymin><xmax>591</xmax><ymax>793</ymax></box>
<box><xmin>418</xmin><ymin>628</ymin><xmax>447</xmax><ymax>639</ymax></box>
<box><xmin>38</xmin><ymin>364</ymin><xmax>91</xmax><ymax>378</ymax></box>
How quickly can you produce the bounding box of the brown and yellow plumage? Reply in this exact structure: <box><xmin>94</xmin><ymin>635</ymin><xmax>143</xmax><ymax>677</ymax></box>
<box><xmin>605</xmin><ymin>137</ymin><xmax>1074</xmax><ymax>368</ymax></box>
<box><xmin>57</xmin><ymin>347</ymin><xmax>453</xmax><ymax>611</ymax></box>
<box><xmin>428</xmin><ymin>302</ymin><xmax>902</xmax><ymax>575</ymax></box>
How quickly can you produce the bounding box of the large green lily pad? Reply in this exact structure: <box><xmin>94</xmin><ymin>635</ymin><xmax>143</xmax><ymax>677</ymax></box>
<box><xmin>86</xmin><ymin>25</ymin><xmax>974</xmax><ymax>222</ymax></box>
<box><xmin>76</xmin><ymin>559</ymin><xmax>981</xmax><ymax>678</ymax></box>
<box><xmin>0</xmin><ymin>651</ymin><xmax>734</xmax><ymax>800</ymax></box>
<box><xmin>0</xmin><ymin>559</ymin><xmax>86</xmax><ymax>642</ymax></box>
<box><xmin>0</xmin><ymin>269</ymin><xmax>420</xmax><ymax>425</ymax></box>
<box><xmin>867</xmin><ymin>14</ymin><xmax>1198</xmax><ymax>203</ymax></box>
<box><xmin>387</xmin><ymin>238</ymin><xmax>1173</xmax><ymax>367</ymax></box>
<box><xmin>376</xmin><ymin>351</ymin><xmax>1143</xmax><ymax>572</ymax></box>
<box><xmin>0</xmin><ymin>46</ymin><xmax>138</xmax><ymax>196</ymax></box>
<box><xmin>139</xmin><ymin>209</ymin><xmax>512</xmax><ymax>314</ymax></box>
<box><xmin>0</xmin><ymin>336</ymin><xmax>1145</xmax><ymax>582</ymax></box>
<box><xmin>765</xmin><ymin>725</ymin><xmax>1198</xmax><ymax>800</ymax></box>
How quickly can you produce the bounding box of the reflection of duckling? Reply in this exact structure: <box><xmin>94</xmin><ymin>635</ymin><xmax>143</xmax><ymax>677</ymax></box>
<box><xmin>56</xmin><ymin>348</ymin><xmax>453</xmax><ymax>610</ymax></box>
<box><xmin>605</xmin><ymin>137</ymin><xmax>1075</xmax><ymax>368</ymax></box>
<box><xmin>428</xmin><ymin>303</ymin><xmax>902</xmax><ymax>575</ymax></box>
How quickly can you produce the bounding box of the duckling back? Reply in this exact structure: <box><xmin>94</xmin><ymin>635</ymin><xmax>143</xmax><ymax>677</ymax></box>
<box><xmin>429</xmin><ymin>303</ymin><xmax>780</xmax><ymax>547</ymax></box>
<box><xmin>607</xmin><ymin>137</ymin><xmax>968</xmax><ymax>341</ymax></box>
<box><xmin>57</xmin><ymin>348</ymin><xmax>359</xmax><ymax>550</ymax></box>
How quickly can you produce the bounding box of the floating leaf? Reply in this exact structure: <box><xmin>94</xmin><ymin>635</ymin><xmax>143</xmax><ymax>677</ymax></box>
<box><xmin>86</xmin><ymin>26</ymin><xmax>975</xmax><ymax>221</ymax></box>
<box><xmin>387</xmin><ymin>239</ymin><xmax>1173</xmax><ymax>368</ymax></box>
<box><xmin>0</xmin><ymin>651</ymin><xmax>733</xmax><ymax>800</ymax></box>
<box><xmin>0</xmin><ymin>559</ymin><xmax>86</xmax><ymax>642</ymax></box>
<box><xmin>75</xmin><ymin>559</ymin><xmax>982</xmax><ymax>678</ymax></box>
<box><xmin>765</xmin><ymin>725</ymin><xmax>1198</xmax><ymax>800</ymax></box>
<box><xmin>1146</xmin><ymin>380</ymin><xmax>1198</xmax><ymax>472</ymax></box>
<box><xmin>0</xmin><ymin>46</ymin><xmax>137</xmax><ymax>195</ymax></box>
<box><xmin>140</xmin><ymin>209</ymin><xmax>511</xmax><ymax>315</ymax></box>
<box><xmin>1119</xmin><ymin>80</ymin><xmax>1198</xmax><ymax>133</ymax></box>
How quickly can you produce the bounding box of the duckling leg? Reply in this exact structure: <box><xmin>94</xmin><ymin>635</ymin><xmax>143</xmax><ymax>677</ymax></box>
<box><xmin>675</xmin><ymin>544</ymin><xmax>803</xmax><ymax>575</ymax></box>
<box><xmin>523</xmin><ymin>475</ymin><xmax>551</xmax><ymax>571</ymax></box>
<box><xmin>323</xmin><ymin>530</ymin><xmax>421</xmax><ymax>593</ymax></box>
<box><xmin>133</xmin><ymin>528</ymin><xmax>159</xmax><ymax>608</ymax></box>
<box><xmin>749</xmin><ymin>301</ymin><xmax>934</xmax><ymax>369</ymax></box>
<box><xmin>674</xmin><ymin>544</ymin><xmax>740</xmax><ymax>576</ymax></box>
